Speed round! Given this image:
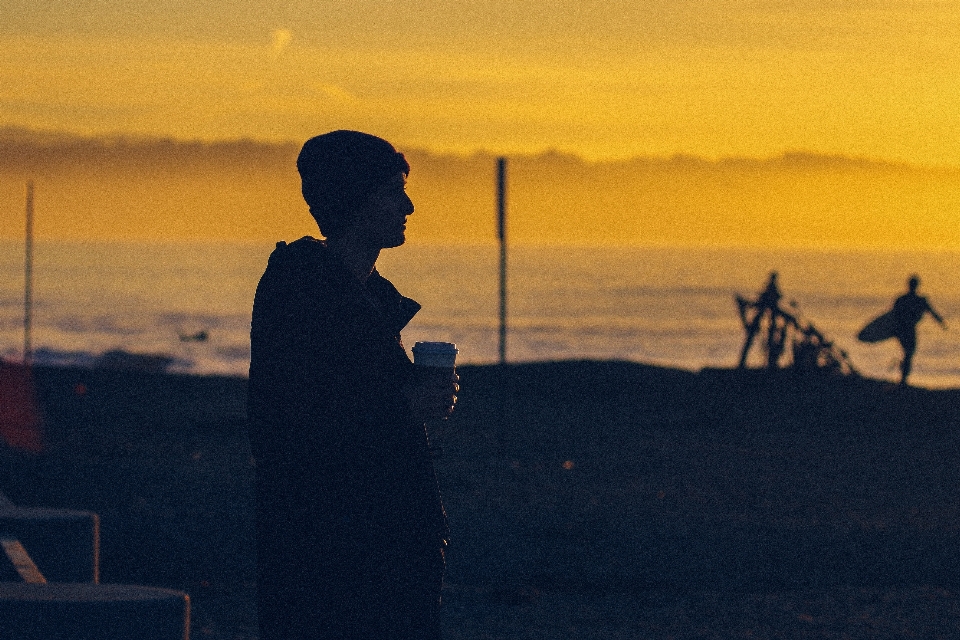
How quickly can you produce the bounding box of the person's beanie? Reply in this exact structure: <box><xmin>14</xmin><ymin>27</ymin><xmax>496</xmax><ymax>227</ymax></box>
<box><xmin>297</xmin><ymin>130</ymin><xmax>410</xmax><ymax>238</ymax></box>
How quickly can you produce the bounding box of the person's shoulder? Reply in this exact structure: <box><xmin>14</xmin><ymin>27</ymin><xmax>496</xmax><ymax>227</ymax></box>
<box><xmin>257</xmin><ymin>236</ymin><xmax>340</xmax><ymax>297</ymax></box>
<box><xmin>266</xmin><ymin>236</ymin><xmax>324</xmax><ymax>267</ymax></box>
<box><xmin>265</xmin><ymin>236</ymin><xmax>339</xmax><ymax>279</ymax></box>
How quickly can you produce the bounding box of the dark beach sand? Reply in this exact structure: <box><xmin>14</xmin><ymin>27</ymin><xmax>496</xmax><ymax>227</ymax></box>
<box><xmin>3</xmin><ymin>361</ymin><xmax>960</xmax><ymax>638</ymax></box>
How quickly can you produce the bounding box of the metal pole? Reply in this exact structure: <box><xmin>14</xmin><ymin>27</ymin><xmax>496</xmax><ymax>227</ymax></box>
<box><xmin>24</xmin><ymin>180</ymin><xmax>34</xmax><ymax>365</ymax></box>
<box><xmin>497</xmin><ymin>157</ymin><xmax>507</xmax><ymax>364</ymax></box>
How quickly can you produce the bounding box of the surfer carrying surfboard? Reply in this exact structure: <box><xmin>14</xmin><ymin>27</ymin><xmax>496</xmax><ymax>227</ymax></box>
<box><xmin>891</xmin><ymin>275</ymin><xmax>946</xmax><ymax>384</ymax></box>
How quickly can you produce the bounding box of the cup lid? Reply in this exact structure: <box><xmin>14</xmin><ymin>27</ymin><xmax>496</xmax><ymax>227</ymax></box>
<box><xmin>412</xmin><ymin>341</ymin><xmax>458</xmax><ymax>353</ymax></box>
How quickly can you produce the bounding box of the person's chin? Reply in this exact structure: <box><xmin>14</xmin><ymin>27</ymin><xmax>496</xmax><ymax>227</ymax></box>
<box><xmin>384</xmin><ymin>232</ymin><xmax>406</xmax><ymax>248</ymax></box>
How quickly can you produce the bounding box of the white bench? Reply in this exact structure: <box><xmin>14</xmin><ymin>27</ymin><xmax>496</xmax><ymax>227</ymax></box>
<box><xmin>0</xmin><ymin>582</ymin><xmax>190</xmax><ymax>640</ymax></box>
<box><xmin>0</xmin><ymin>493</ymin><xmax>190</xmax><ymax>640</ymax></box>
<box><xmin>0</xmin><ymin>506</ymin><xmax>99</xmax><ymax>583</ymax></box>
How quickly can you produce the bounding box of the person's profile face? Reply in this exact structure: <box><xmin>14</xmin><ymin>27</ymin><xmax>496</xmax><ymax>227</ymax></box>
<box><xmin>354</xmin><ymin>172</ymin><xmax>415</xmax><ymax>249</ymax></box>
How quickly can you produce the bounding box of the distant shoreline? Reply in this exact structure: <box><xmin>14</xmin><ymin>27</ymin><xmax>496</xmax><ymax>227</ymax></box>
<box><xmin>4</xmin><ymin>242</ymin><xmax>960</xmax><ymax>387</ymax></box>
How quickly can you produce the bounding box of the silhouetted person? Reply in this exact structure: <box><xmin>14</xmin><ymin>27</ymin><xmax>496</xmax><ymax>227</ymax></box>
<box><xmin>892</xmin><ymin>275</ymin><xmax>946</xmax><ymax>385</ymax></box>
<box><xmin>248</xmin><ymin>131</ymin><xmax>458</xmax><ymax>640</ymax></box>
<box><xmin>737</xmin><ymin>271</ymin><xmax>798</xmax><ymax>369</ymax></box>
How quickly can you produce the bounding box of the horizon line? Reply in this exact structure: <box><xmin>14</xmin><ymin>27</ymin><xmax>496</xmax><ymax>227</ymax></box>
<box><xmin>3</xmin><ymin>237</ymin><xmax>960</xmax><ymax>255</ymax></box>
<box><xmin>2</xmin><ymin>124</ymin><xmax>957</xmax><ymax>171</ymax></box>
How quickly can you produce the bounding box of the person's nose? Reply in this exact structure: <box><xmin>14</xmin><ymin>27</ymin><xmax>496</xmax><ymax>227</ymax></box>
<box><xmin>403</xmin><ymin>193</ymin><xmax>414</xmax><ymax>215</ymax></box>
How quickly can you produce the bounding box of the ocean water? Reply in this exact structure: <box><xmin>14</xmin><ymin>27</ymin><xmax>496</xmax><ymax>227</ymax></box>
<box><xmin>3</xmin><ymin>240</ymin><xmax>960</xmax><ymax>388</ymax></box>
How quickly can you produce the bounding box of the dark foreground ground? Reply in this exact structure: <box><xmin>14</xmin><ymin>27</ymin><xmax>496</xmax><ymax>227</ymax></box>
<box><xmin>2</xmin><ymin>361</ymin><xmax>960</xmax><ymax>639</ymax></box>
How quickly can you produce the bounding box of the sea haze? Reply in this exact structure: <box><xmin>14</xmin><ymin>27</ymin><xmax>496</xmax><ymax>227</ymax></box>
<box><xmin>4</xmin><ymin>130</ymin><xmax>960</xmax><ymax>250</ymax></box>
<box><xmin>2</xmin><ymin>241</ymin><xmax>960</xmax><ymax>388</ymax></box>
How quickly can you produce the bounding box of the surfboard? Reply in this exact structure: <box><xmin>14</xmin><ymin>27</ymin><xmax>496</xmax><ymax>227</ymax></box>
<box><xmin>857</xmin><ymin>310</ymin><xmax>897</xmax><ymax>343</ymax></box>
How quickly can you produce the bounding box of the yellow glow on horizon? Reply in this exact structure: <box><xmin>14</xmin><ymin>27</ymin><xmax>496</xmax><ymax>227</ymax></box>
<box><xmin>4</xmin><ymin>137</ymin><xmax>960</xmax><ymax>250</ymax></box>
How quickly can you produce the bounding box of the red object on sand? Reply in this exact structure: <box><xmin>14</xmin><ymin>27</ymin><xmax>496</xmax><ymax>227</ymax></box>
<box><xmin>0</xmin><ymin>361</ymin><xmax>44</xmax><ymax>453</ymax></box>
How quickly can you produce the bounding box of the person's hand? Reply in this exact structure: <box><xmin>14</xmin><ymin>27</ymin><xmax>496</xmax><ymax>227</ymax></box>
<box><xmin>403</xmin><ymin>370</ymin><xmax>459</xmax><ymax>423</ymax></box>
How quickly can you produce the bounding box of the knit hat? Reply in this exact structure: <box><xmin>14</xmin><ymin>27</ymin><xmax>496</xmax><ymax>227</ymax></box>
<box><xmin>297</xmin><ymin>130</ymin><xmax>410</xmax><ymax>238</ymax></box>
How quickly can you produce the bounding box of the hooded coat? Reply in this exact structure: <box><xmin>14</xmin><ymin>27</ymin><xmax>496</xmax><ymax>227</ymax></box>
<box><xmin>248</xmin><ymin>237</ymin><xmax>446</xmax><ymax>639</ymax></box>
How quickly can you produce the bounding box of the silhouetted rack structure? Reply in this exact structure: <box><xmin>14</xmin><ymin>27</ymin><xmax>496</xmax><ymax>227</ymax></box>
<box><xmin>497</xmin><ymin>157</ymin><xmax>507</xmax><ymax>364</ymax></box>
<box><xmin>735</xmin><ymin>290</ymin><xmax>857</xmax><ymax>376</ymax></box>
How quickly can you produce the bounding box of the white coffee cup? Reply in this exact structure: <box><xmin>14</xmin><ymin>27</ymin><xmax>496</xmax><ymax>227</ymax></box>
<box><xmin>411</xmin><ymin>342</ymin><xmax>458</xmax><ymax>369</ymax></box>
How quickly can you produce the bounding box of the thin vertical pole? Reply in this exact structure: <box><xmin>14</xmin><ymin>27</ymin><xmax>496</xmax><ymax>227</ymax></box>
<box><xmin>24</xmin><ymin>180</ymin><xmax>34</xmax><ymax>365</ymax></box>
<box><xmin>497</xmin><ymin>157</ymin><xmax>507</xmax><ymax>364</ymax></box>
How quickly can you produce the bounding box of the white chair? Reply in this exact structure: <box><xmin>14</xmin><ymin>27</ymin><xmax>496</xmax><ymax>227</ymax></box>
<box><xmin>0</xmin><ymin>493</ymin><xmax>190</xmax><ymax>640</ymax></box>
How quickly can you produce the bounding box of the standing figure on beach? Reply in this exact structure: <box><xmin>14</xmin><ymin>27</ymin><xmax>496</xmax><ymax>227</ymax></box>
<box><xmin>248</xmin><ymin>131</ymin><xmax>458</xmax><ymax>640</ymax></box>
<box><xmin>737</xmin><ymin>271</ymin><xmax>798</xmax><ymax>369</ymax></box>
<box><xmin>892</xmin><ymin>275</ymin><xmax>946</xmax><ymax>385</ymax></box>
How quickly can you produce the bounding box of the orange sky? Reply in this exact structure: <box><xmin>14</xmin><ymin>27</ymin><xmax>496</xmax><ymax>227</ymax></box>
<box><xmin>2</xmin><ymin>2</ymin><xmax>960</xmax><ymax>247</ymax></box>
<box><xmin>2</xmin><ymin>1</ymin><xmax>959</xmax><ymax>164</ymax></box>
